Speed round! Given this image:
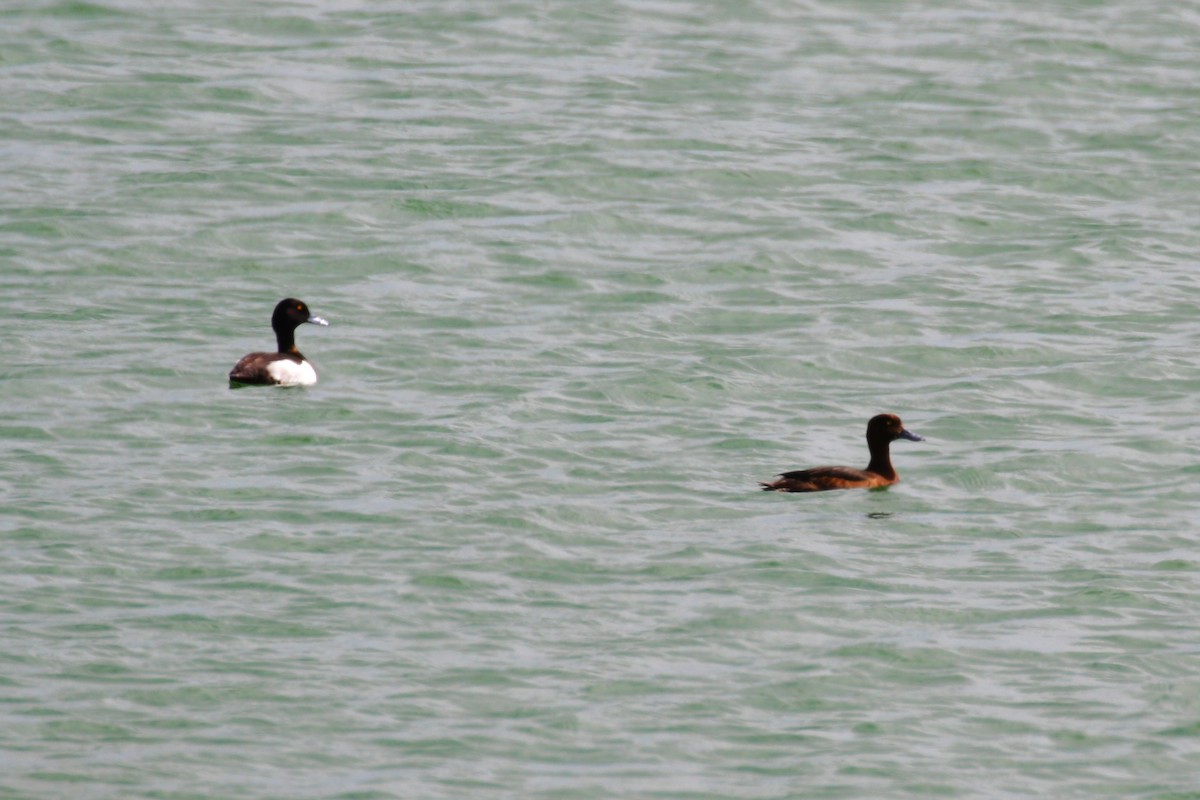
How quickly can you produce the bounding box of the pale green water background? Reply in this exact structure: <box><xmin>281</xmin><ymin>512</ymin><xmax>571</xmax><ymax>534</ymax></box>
<box><xmin>3</xmin><ymin>1</ymin><xmax>1200</xmax><ymax>798</ymax></box>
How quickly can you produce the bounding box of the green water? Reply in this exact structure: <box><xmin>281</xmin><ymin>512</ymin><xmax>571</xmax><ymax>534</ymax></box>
<box><xmin>4</xmin><ymin>1</ymin><xmax>1200</xmax><ymax>798</ymax></box>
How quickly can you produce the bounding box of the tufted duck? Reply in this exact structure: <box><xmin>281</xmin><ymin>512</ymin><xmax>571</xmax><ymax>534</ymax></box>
<box><xmin>229</xmin><ymin>298</ymin><xmax>328</xmax><ymax>386</ymax></box>
<box><xmin>760</xmin><ymin>414</ymin><xmax>923</xmax><ymax>492</ymax></box>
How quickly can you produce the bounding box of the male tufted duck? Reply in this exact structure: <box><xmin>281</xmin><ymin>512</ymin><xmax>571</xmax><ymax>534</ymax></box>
<box><xmin>228</xmin><ymin>298</ymin><xmax>328</xmax><ymax>386</ymax></box>
<box><xmin>760</xmin><ymin>414</ymin><xmax>923</xmax><ymax>492</ymax></box>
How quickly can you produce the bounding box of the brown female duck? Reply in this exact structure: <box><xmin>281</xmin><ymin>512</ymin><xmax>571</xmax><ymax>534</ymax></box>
<box><xmin>760</xmin><ymin>414</ymin><xmax>923</xmax><ymax>492</ymax></box>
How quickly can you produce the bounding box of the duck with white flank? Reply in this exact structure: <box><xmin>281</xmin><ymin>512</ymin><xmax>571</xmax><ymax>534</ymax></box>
<box><xmin>229</xmin><ymin>298</ymin><xmax>328</xmax><ymax>386</ymax></box>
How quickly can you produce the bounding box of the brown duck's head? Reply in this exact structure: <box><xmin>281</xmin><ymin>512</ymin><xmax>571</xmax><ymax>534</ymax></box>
<box><xmin>866</xmin><ymin>414</ymin><xmax>923</xmax><ymax>444</ymax></box>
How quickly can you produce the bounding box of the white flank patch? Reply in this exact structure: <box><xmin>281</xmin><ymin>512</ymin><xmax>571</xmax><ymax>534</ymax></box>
<box><xmin>266</xmin><ymin>359</ymin><xmax>318</xmax><ymax>386</ymax></box>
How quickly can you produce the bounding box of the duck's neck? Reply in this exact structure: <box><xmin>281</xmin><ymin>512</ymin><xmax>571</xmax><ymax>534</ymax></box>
<box><xmin>275</xmin><ymin>327</ymin><xmax>298</xmax><ymax>354</ymax></box>
<box><xmin>865</xmin><ymin>440</ymin><xmax>896</xmax><ymax>480</ymax></box>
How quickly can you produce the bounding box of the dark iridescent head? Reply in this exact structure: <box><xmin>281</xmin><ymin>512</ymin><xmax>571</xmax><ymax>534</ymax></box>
<box><xmin>271</xmin><ymin>298</ymin><xmax>328</xmax><ymax>333</ymax></box>
<box><xmin>866</xmin><ymin>413</ymin><xmax>923</xmax><ymax>444</ymax></box>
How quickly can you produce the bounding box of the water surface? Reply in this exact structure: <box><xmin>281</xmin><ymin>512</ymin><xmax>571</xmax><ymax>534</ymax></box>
<box><xmin>3</xmin><ymin>1</ymin><xmax>1200</xmax><ymax>798</ymax></box>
